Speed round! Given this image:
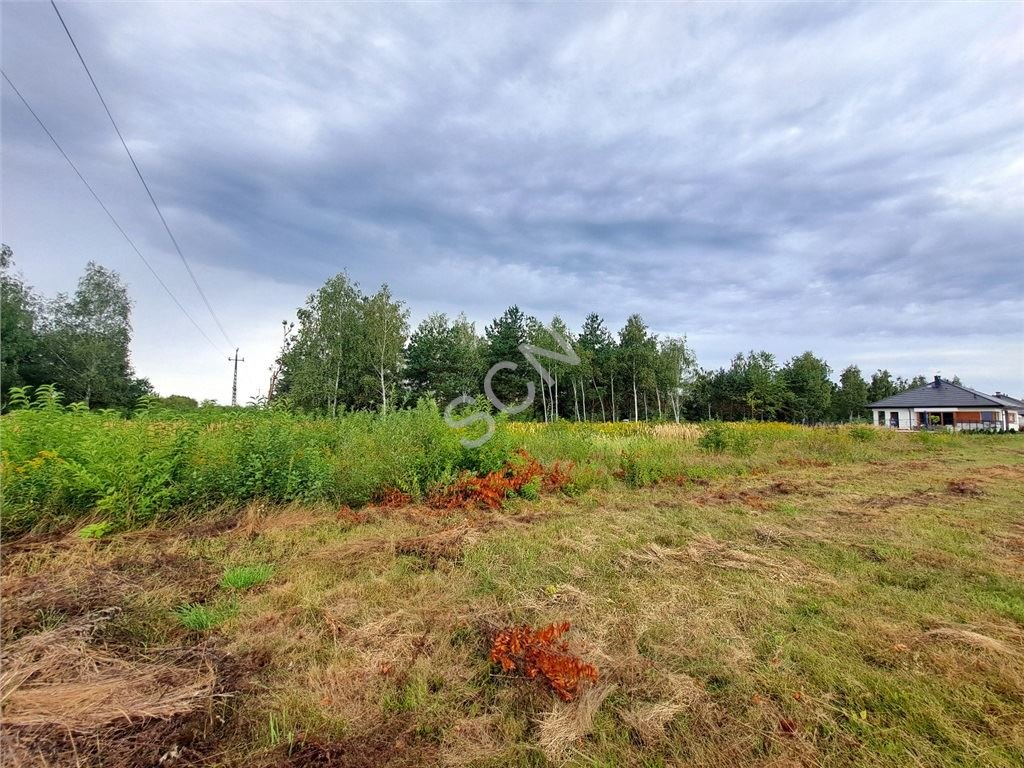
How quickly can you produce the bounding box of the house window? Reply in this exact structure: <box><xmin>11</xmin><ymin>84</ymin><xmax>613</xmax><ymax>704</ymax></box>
<box><xmin>889</xmin><ymin>412</ymin><xmax>899</xmax><ymax>428</ymax></box>
<box><xmin>877</xmin><ymin>411</ymin><xmax>884</xmax><ymax>426</ymax></box>
<box><xmin>981</xmin><ymin>412</ymin><xmax>995</xmax><ymax>422</ymax></box>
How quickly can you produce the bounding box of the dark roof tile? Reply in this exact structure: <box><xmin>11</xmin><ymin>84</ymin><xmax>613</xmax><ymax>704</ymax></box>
<box><xmin>868</xmin><ymin>378</ymin><xmax>1007</xmax><ymax>409</ymax></box>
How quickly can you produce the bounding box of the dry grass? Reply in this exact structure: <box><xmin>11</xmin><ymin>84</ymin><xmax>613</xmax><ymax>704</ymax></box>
<box><xmin>536</xmin><ymin>683</ymin><xmax>616</xmax><ymax>761</ymax></box>
<box><xmin>0</xmin><ymin>610</ymin><xmax>244</xmax><ymax>767</ymax></box>
<box><xmin>1</xmin><ymin>613</ymin><xmax>217</xmax><ymax>732</ymax></box>
<box><xmin>922</xmin><ymin>625</ymin><xmax>1020</xmax><ymax>656</ymax></box>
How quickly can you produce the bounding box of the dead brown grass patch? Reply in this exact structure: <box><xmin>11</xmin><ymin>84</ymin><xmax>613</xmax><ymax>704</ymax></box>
<box><xmin>2</xmin><ymin>549</ymin><xmax>216</xmax><ymax>641</ymax></box>
<box><xmin>536</xmin><ymin>683</ymin><xmax>616</xmax><ymax>761</ymax></box>
<box><xmin>394</xmin><ymin>525</ymin><xmax>478</xmax><ymax>567</ymax></box>
<box><xmin>323</xmin><ymin>525</ymin><xmax>479</xmax><ymax>570</ymax></box>
<box><xmin>859</xmin><ymin>490</ymin><xmax>940</xmax><ymax>509</ymax></box>
<box><xmin>623</xmin><ymin>536</ymin><xmax>782</xmax><ymax>573</ymax></box>
<box><xmin>921</xmin><ymin>626</ymin><xmax>1020</xmax><ymax>656</ymax></box>
<box><xmin>0</xmin><ymin>611</ymin><xmax>245</xmax><ymax>767</ymax></box>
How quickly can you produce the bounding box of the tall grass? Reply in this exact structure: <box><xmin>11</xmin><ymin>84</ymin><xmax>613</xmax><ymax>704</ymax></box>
<box><xmin>0</xmin><ymin>399</ymin><xmax>506</xmax><ymax>533</ymax></box>
<box><xmin>1</xmin><ymin>391</ymin><xmax>956</xmax><ymax>535</ymax></box>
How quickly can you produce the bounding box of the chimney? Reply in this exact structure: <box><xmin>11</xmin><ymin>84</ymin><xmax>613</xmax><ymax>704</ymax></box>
<box><xmin>934</xmin><ymin>375</ymin><xmax>942</xmax><ymax>386</ymax></box>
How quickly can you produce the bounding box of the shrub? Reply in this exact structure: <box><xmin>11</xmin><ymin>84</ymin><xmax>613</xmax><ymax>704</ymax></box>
<box><xmin>848</xmin><ymin>424</ymin><xmax>877</xmax><ymax>442</ymax></box>
<box><xmin>698</xmin><ymin>422</ymin><xmax>729</xmax><ymax>453</ymax></box>
<box><xmin>561</xmin><ymin>463</ymin><xmax>609</xmax><ymax>496</ymax></box>
<box><xmin>728</xmin><ymin>428</ymin><xmax>756</xmax><ymax>457</ymax></box>
<box><xmin>0</xmin><ymin>396</ymin><xmax>517</xmax><ymax>532</ymax></box>
<box><xmin>519</xmin><ymin>476</ymin><xmax>542</xmax><ymax>500</ymax></box>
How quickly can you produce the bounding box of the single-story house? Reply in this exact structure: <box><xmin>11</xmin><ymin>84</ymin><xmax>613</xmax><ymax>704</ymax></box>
<box><xmin>992</xmin><ymin>392</ymin><xmax>1024</xmax><ymax>424</ymax></box>
<box><xmin>868</xmin><ymin>376</ymin><xmax>1020</xmax><ymax>432</ymax></box>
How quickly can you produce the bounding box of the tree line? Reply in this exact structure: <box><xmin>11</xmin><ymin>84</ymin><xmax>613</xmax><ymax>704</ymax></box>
<box><xmin>271</xmin><ymin>271</ymin><xmax>944</xmax><ymax>424</ymax></box>
<box><xmin>273</xmin><ymin>275</ymin><xmax>697</xmax><ymax>423</ymax></box>
<box><xmin>1</xmin><ymin>253</ymin><xmax>949</xmax><ymax>421</ymax></box>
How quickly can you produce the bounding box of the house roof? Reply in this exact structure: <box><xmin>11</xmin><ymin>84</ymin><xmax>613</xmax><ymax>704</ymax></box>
<box><xmin>867</xmin><ymin>377</ymin><xmax>1007</xmax><ymax>409</ymax></box>
<box><xmin>990</xmin><ymin>393</ymin><xmax>1024</xmax><ymax>413</ymax></box>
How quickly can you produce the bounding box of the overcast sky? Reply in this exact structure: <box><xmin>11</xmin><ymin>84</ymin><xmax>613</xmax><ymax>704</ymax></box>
<box><xmin>3</xmin><ymin>1</ymin><xmax>1022</xmax><ymax>402</ymax></box>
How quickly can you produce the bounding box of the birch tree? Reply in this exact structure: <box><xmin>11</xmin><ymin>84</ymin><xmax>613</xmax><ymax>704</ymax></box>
<box><xmin>43</xmin><ymin>263</ymin><xmax>136</xmax><ymax>408</ymax></box>
<box><xmin>617</xmin><ymin>314</ymin><xmax>656</xmax><ymax>421</ymax></box>
<box><xmin>363</xmin><ymin>284</ymin><xmax>409</xmax><ymax>412</ymax></box>
<box><xmin>280</xmin><ymin>273</ymin><xmax>364</xmax><ymax>415</ymax></box>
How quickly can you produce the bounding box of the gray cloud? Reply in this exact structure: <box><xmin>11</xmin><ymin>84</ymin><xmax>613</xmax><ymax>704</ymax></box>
<box><xmin>2</xmin><ymin>1</ymin><xmax>1022</xmax><ymax>401</ymax></box>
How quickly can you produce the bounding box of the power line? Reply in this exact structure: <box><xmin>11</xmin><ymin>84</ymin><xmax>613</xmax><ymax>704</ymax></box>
<box><xmin>50</xmin><ymin>0</ymin><xmax>235</xmax><ymax>349</ymax></box>
<box><xmin>1</xmin><ymin>70</ymin><xmax>222</xmax><ymax>353</ymax></box>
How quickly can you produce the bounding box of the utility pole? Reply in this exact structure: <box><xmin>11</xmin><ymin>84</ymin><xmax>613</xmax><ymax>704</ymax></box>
<box><xmin>229</xmin><ymin>348</ymin><xmax>245</xmax><ymax>406</ymax></box>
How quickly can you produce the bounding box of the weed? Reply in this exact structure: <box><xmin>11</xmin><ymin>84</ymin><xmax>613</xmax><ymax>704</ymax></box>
<box><xmin>173</xmin><ymin>601</ymin><xmax>238</xmax><ymax>631</ymax></box>
<box><xmin>77</xmin><ymin>521</ymin><xmax>114</xmax><ymax>539</ymax></box>
<box><xmin>520</xmin><ymin>477</ymin><xmax>542</xmax><ymax>501</ymax></box>
<box><xmin>220</xmin><ymin>564</ymin><xmax>275</xmax><ymax>590</ymax></box>
<box><xmin>267</xmin><ymin>712</ymin><xmax>296</xmax><ymax>749</ymax></box>
<box><xmin>728</xmin><ymin>428</ymin><xmax>756</xmax><ymax>457</ymax></box>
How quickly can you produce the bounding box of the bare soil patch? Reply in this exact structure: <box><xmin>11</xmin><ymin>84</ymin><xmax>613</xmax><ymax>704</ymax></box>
<box><xmin>271</xmin><ymin>720</ymin><xmax>438</xmax><ymax>768</ymax></box>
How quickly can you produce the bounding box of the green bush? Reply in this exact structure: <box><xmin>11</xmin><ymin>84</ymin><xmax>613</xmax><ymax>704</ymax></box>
<box><xmin>562</xmin><ymin>463</ymin><xmax>611</xmax><ymax>496</ymax></box>
<box><xmin>519</xmin><ymin>476</ymin><xmax>541</xmax><ymax>500</ymax></box>
<box><xmin>698</xmin><ymin>422</ymin><xmax>729</xmax><ymax>453</ymax></box>
<box><xmin>848</xmin><ymin>424</ymin><xmax>877</xmax><ymax>442</ymax></box>
<box><xmin>727</xmin><ymin>428</ymin><xmax>756</xmax><ymax>457</ymax></box>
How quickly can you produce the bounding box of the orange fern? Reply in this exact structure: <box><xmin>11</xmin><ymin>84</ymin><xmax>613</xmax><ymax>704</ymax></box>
<box><xmin>490</xmin><ymin>622</ymin><xmax>598</xmax><ymax>701</ymax></box>
<box><xmin>375</xmin><ymin>488</ymin><xmax>414</xmax><ymax>508</ymax></box>
<box><xmin>429</xmin><ymin>450</ymin><xmax>566</xmax><ymax>509</ymax></box>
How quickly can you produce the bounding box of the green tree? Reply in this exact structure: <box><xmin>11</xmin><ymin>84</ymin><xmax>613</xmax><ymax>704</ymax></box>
<box><xmin>692</xmin><ymin>352</ymin><xmax>779</xmax><ymax>422</ymax></box>
<box><xmin>154</xmin><ymin>394</ymin><xmax>199</xmax><ymax>410</ymax></box>
<box><xmin>0</xmin><ymin>245</ymin><xmax>40</xmax><ymax>399</ymax></box>
<box><xmin>617</xmin><ymin>314</ymin><xmax>657</xmax><ymax>421</ymax></box>
<box><xmin>545</xmin><ymin>315</ymin><xmax>575</xmax><ymax>421</ymax></box>
<box><xmin>656</xmin><ymin>336</ymin><xmax>697</xmax><ymax>422</ymax></box>
<box><xmin>484</xmin><ymin>305</ymin><xmax>532</xmax><ymax>412</ymax></box>
<box><xmin>522</xmin><ymin>315</ymin><xmax>577</xmax><ymax>422</ymax></box>
<box><xmin>832</xmin><ymin>365</ymin><xmax>869</xmax><ymax>421</ymax></box>
<box><xmin>743</xmin><ymin>351</ymin><xmax>786</xmax><ymax>420</ymax></box>
<box><xmin>363</xmin><ymin>284</ymin><xmax>409</xmax><ymax>412</ymax></box>
<box><xmin>782</xmin><ymin>351</ymin><xmax>833</xmax><ymax>423</ymax></box>
<box><xmin>405</xmin><ymin>313</ymin><xmax>482</xmax><ymax>405</ymax></box>
<box><xmin>868</xmin><ymin>369</ymin><xmax>897</xmax><ymax>402</ymax></box>
<box><xmin>280</xmin><ymin>272</ymin><xmax>366</xmax><ymax>416</ymax></box>
<box><xmin>41</xmin><ymin>263</ymin><xmax>137</xmax><ymax>409</ymax></box>
<box><xmin>576</xmin><ymin>313</ymin><xmax>614</xmax><ymax>421</ymax></box>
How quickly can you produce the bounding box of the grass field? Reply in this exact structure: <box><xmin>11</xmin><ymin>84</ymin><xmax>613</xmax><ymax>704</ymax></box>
<box><xmin>2</xmin><ymin>421</ymin><xmax>1022</xmax><ymax>767</ymax></box>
